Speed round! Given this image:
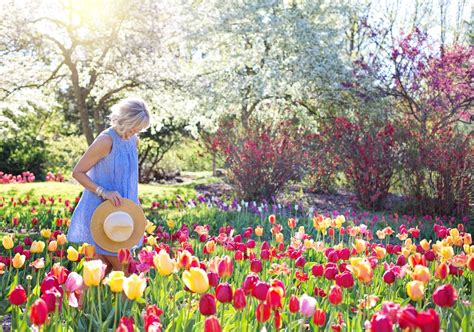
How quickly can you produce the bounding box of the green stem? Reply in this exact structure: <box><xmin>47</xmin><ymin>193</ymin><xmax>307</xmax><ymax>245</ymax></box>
<box><xmin>97</xmin><ymin>285</ymin><xmax>102</xmax><ymax>323</ymax></box>
<box><xmin>113</xmin><ymin>293</ymin><xmax>119</xmax><ymax>330</ymax></box>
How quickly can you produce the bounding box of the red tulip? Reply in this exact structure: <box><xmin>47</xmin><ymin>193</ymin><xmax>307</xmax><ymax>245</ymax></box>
<box><xmin>255</xmin><ymin>302</ymin><xmax>271</xmax><ymax>322</ymax></box>
<box><xmin>416</xmin><ymin>309</ymin><xmax>440</xmax><ymax>332</ymax></box>
<box><xmin>274</xmin><ymin>310</ymin><xmax>282</xmax><ymax>329</ymax></box>
<box><xmin>217</xmin><ymin>256</ymin><xmax>233</xmax><ymax>278</ymax></box>
<box><xmin>468</xmin><ymin>255</ymin><xmax>474</xmax><ymax>271</ymax></box>
<box><xmin>30</xmin><ymin>298</ymin><xmax>48</xmax><ymax>326</ymax></box>
<box><xmin>250</xmin><ymin>259</ymin><xmax>262</xmax><ymax>273</ymax></box>
<box><xmin>40</xmin><ymin>275</ymin><xmax>59</xmax><ymax>294</ymax></box>
<box><xmin>324</xmin><ymin>266</ymin><xmax>338</xmax><ymax>280</ymax></box>
<box><xmin>117</xmin><ymin>316</ymin><xmax>134</xmax><ymax>332</ymax></box>
<box><xmin>118</xmin><ymin>249</ymin><xmax>132</xmax><ymax>265</ymax></box>
<box><xmin>207</xmin><ymin>272</ymin><xmax>219</xmax><ymax>288</ymax></box>
<box><xmin>339</xmin><ymin>248</ymin><xmax>350</xmax><ymax>260</ymax></box>
<box><xmin>215</xmin><ymin>283</ymin><xmax>233</xmax><ymax>303</ymax></box>
<box><xmin>335</xmin><ymin>271</ymin><xmax>354</xmax><ymax>288</ymax></box>
<box><xmin>295</xmin><ymin>256</ymin><xmax>306</xmax><ymax>267</ymax></box>
<box><xmin>435</xmin><ymin>263</ymin><xmax>449</xmax><ymax>280</ymax></box>
<box><xmin>396</xmin><ymin>255</ymin><xmax>406</xmax><ymax>266</ymax></box>
<box><xmin>41</xmin><ymin>287</ymin><xmax>62</xmax><ymax>313</ymax></box>
<box><xmin>9</xmin><ymin>285</ymin><xmax>27</xmax><ymax>306</ymax></box>
<box><xmin>266</xmin><ymin>286</ymin><xmax>284</xmax><ymax>309</ymax></box>
<box><xmin>398</xmin><ymin>305</ymin><xmax>418</xmax><ymax>330</ymax></box>
<box><xmin>204</xmin><ymin>316</ymin><xmax>222</xmax><ymax>332</ymax></box>
<box><xmin>369</xmin><ymin>313</ymin><xmax>393</xmax><ymax>332</ymax></box>
<box><xmin>313</xmin><ymin>309</ymin><xmax>326</xmax><ymax>327</ymax></box>
<box><xmin>199</xmin><ymin>294</ymin><xmax>217</xmax><ymax>316</ymax></box>
<box><xmin>233</xmin><ymin>288</ymin><xmax>246</xmax><ymax>310</ymax></box>
<box><xmin>432</xmin><ymin>284</ymin><xmax>457</xmax><ymax>307</ymax></box>
<box><xmin>312</xmin><ymin>264</ymin><xmax>324</xmax><ymax>277</ymax></box>
<box><xmin>383</xmin><ymin>270</ymin><xmax>395</xmax><ymax>284</ymax></box>
<box><xmin>289</xmin><ymin>295</ymin><xmax>299</xmax><ymax>313</ymax></box>
<box><xmin>328</xmin><ymin>285</ymin><xmax>342</xmax><ymax>305</ymax></box>
<box><xmin>252</xmin><ymin>281</ymin><xmax>270</xmax><ymax>301</ymax></box>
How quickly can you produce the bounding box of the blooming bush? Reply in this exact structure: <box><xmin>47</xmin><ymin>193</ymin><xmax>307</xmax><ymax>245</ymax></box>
<box><xmin>319</xmin><ymin>116</ymin><xmax>401</xmax><ymax>210</ymax></box>
<box><xmin>214</xmin><ymin>119</ymin><xmax>309</xmax><ymax>201</ymax></box>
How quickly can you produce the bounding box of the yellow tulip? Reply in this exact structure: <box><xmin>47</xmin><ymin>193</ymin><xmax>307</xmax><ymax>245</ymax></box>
<box><xmin>40</xmin><ymin>229</ymin><xmax>52</xmax><ymax>239</ymax></box>
<box><xmin>348</xmin><ymin>257</ymin><xmax>373</xmax><ymax>284</ymax></box>
<box><xmin>153</xmin><ymin>250</ymin><xmax>176</xmax><ymax>276</ymax></box>
<box><xmin>2</xmin><ymin>235</ymin><xmax>14</xmax><ymax>250</ymax></box>
<box><xmin>147</xmin><ymin>235</ymin><xmax>157</xmax><ymax>246</ymax></box>
<box><xmin>79</xmin><ymin>243</ymin><xmax>96</xmax><ymax>259</ymax></box>
<box><xmin>166</xmin><ymin>219</ymin><xmax>175</xmax><ymax>229</ymax></box>
<box><xmin>56</xmin><ymin>234</ymin><xmax>68</xmax><ymax>246</ymax></box>
<box><xmin>123</xmin><ymin>274</ymin><xmax>146</xmax><ymax>300</ymax></box>
<box><xmin>12</xmin><ymin>253</ymin><xmax>26</xmax><ymax>269</ymax></box>
<box><xmin>275</xmin><ymin>232</ymin><xmax>284</xmax><ymax>243</ymax></box>
<box><xmin>255</xmin><ymin>226</ymin><xmax>263</xmax><ymax>237</ymax></box>
<box><xmin>353</xmin><ymin>239</ymin><xmax>366</xmax><ymax>254</ymax></box>
<box><xmin>48</xmin><ymin>241</ymin><xmax>58</xmax><ymax>252</ymax></box>
<box><xmin>83</xmin><ymin>260</ymin><xmax>105</xmax><ymax>287</ymax></box>
<box><xmin>106</xmin><ymin>271</ymin><xmax>125</xmax><ymax>293</ymax></box>
<box><xmin>67</xmin><ymin>246</ymin><xmax>79</xmax><ymax>262</ymax></box>
<box><xmin>335</xmin><ymin>215</ymin><xmax>345</xmax><ymax>228</ymax></box>
<box><xmin>439</xmin><ymin>246</ymin><xmax>454</xmax><ymax>262</ymax></box>
<box><xmin>410</xmin><ymin>265</ymin><xmax>430</xmax><ymax>284</ymax></box>
<box><xmin>406</xmin><ymin>280</ymin><xmax>425</xmax><ymax>301</ymax></box>
<box><xmin>374</xmin><ymin>247</ymin><xmax>386</xmax><ymax>259</ymax></box>
<box><xmin>30</xmin><ymin>241</ymin><xmax>46</xmax><ymax>253</ymax></box>
<box><xmin>420</xmin><ymin>239</ymin><xmax>431</xmax><ymax>252</ymax></box>
<box><xmin>182</xmin><ymin>267</ymin><xmax>209</xmax><ymax>294</ymax></box>
<box><xmin>145</xmin><ymin>221</ymin><xmax>156</xmax><ymax>234</ymax></box>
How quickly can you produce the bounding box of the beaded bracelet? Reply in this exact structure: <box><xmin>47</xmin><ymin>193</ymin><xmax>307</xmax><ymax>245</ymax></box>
<box><xmin>95</xmin><ymin>186</ymin><xmax>107</xmax><ymax>199</ymax></box>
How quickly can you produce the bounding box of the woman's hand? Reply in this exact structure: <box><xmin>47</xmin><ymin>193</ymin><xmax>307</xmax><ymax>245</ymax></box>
<box><xmin>103</xmin><ymin>190</ymin><xmax>123</xmax><ymax>207</ymax></box>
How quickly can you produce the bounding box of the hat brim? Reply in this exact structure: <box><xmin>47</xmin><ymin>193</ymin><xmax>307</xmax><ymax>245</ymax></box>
<box><xmin>91</xmin><ymin>198</ymin><xmax>147</xmax><ymax>253</ymax></box>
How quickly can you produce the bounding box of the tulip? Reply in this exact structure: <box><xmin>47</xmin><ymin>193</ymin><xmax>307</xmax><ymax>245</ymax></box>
<box><xmin>66</xmin><ymin>246</ymin><xmax>79</xmax><ymax>262</ymax></box>
<box><xmin>406</xmin><ymin>280</ymin><xmax>425</xmax><ymax>301</ymax></box>
<box><xmin>252</xmin><ymin>281</ymin><xmax>269</xmax><ymax>301</ymax></box>
<box><xmin>233</xmin><ymin>288</ymin><xmax>246</xmax><ymax>310</ymax></box>
<box><xmin>40</xmin><ymin>229</ymin><xmax>52</xmax><ymax>239</ymax></box>
<box><xmin>268</xmin><ymin>215</ymin><xmax>276</xmax><ymax>225</ymax></box>
<box><xmin>145</xmin><ymin>220</ymin><xmax>156</xmax><ymax>234</ymax></box>
<box><xmin>30</xmin><ymin>241</ymin><xmax>46</xmax><ymax>253</ymax></box>
<box><xmin>468</xmin><ymin>255</ymin><xmax>474</xmax><ymax>271</ymax></box>
<box><xmin>217</xmin><ymin>255</ymin><xmax>233</xmax><ymax>278</ymax></box>
<box><xmin>432</xmin><ymin>284</ymin><xmax>457</xmax><ymax>307</ymax></box>
<box><xmin>9</xmin><ymin>285</ymin><xmax>27</xmax><ymax>305</ymax></box>
<box><xmin>299</xmin><ymin>294</ymin><xmax>316</xmax><ymax>317</ymax></box>
<box><xmin>123</xmin><ymin>274</ymin><xmax>147</xmax><ymax>300</ymax></box>
<box><xmin>369</xmin><ymin>313</ymin><xmax>393</xmax><ymax>331</ymax></box>
<box><xmin>383</xmin><ymin>270</ymin><xmax>396</xmax><ymax>284</ymax></box>
<box><xmin>2</xmin><ymin>234</ymin><xmax>14</xmax><ymax>250</ymax></box>
<box><xmin>30</xmin><ymin>298</ymin><xmax>48</xmax><ymax>326</ymax></box>
<box><xmin>328</xmin><ymin>285</ymin><xmax>342</xmax><ymax>305</ymax></box>
<box><xmin>435</xmin><ymin>262</ymin><xmax>449</xmax><ymax>279</ymax></box>
<box><xmin>215</xmin><ymin>283</ymin><xmax>233</xmax><ymax>303</ymax></box>
<box><xmin>79</xmin><ymin>243</ymin><xmax>96</xmax><ymax>259</ymax></box>
<box><xmin>12</xmin><ymin>253</ymin><xmax>25</xmax><ymax>268</ymax></box>
<box><xmin>266</xmin><ymin>285</ymin><xmax>284</xmax><ymax>309</ymax></box>
<box><xmin>153</xmin><ymin>249</ymin><xmax>176</xmax><ymax>276</ymax></box>
<box><xmin>204</xmin><ymin>240</ymin><xmax>216</xmax><ymax>254</ymax></box>
<box><xmin>398</xmin><ymin>304</ymin><xmax>418</xmax><ymax>329</ymax></box>
<box><xmin>41</xmin><ymin>287</ymin><xmax>62</xmax><ymax>313</ymax></box>
<box><xmin>83</xmin><ymin>260</ymin><xmax>106</xmax><ymax>287</ymax></box>
<box><xmin>48</xmin><ymin>241</ymin><xmax>58</xmax><ymax>252</ymax></box>
<box><xmin>353</xmin><ymin>239</ymin><xmax>366</xmax><ymax>253</ymax></box>
<box><xmin>204</xmin><ymin>315</ymin><xmax>222</xmax><ymax>332</ymax></box>
<box><xmin>410</xmin><ymin>265</ymin><xmax>430</xmax><ymax>284</ymax></box>
<box><xmin>183</xmin><ymin>267</ymin><xmax>210</xmax><ymax>294</ymax></box>
<box><xmin>256</xmin><ymin>301</ymin><xmax>271</xmax><ymax>322</ymax></box>
<box><xmin>250</xmin><ymin>259</ymin><xmax>262</xmax><ymax>273</ymax></box>
<box><xmin>313</xmin><ymin>309</ymin><xmax>326</xmax><ymax>327</ymax></box>
<box><xmin>56</xmin><ymin>234</ymin><xmax>68</xmax><ymax>246</ymax></box>
<box><xmin>289</xmin><ymin>295</ymin><xmax>299</xmax><ymax>313</ymax></box>
<box><xmin>347</xmin><ymin>257</ymin><xmax>373</xmax><ymax>284</ymax></box>
<box><xmin>312</xmin><ymin>264</ymin><xmax>324</xmax><ymax>277</ymax></box>
<box><xmin>336</xmin><ymin>271</ymin><xmax>354</xmax><ymax>288</ymax></box>
<box><xmin>64</xmin><ymin>272</ymin><xmax>83</xmax><ymax>293</ymax></box>
<box><xmin>118</xmin><ymin>248</ymin><xmax>132</xmax><ymax>265</ymax></box>
<box><xmin>255</xmin><ymin>226</ymin><xmax>263</xmax><ymax>237</ymax></box>
<box><xmin>199</xmin><ymin>293</ymin><xmax>217</xmax><ymax>316</ymax></box>
<box><xmin>117</xmin><ymin>316</ymin><xmax>134</xmax><ymax>332</ymax></box>
<box><xmin>415</xmin><ymin>309</ymin><xmax>439</xmax><ymax>332</ymax></box>
<box><xmin>105</xmin><ymin>271</ymin><xmax>125</xmax><ymax>293</ymax></box>
<box><xmin>207</xmin><ymin>271</ymin><xmax>219</xmax><ymax>288</ymax></box>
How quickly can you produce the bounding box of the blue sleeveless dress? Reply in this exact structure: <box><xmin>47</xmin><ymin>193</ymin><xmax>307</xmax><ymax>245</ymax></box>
<box><xmin>67</xmin><ymin>126</ymin><xmax>143</xmax><ymax>256</ymax></box>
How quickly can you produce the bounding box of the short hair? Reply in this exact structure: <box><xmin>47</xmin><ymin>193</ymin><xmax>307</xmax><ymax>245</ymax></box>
<box><xmin>108</xmin><ymin>97</ymin><xmax>151</xmax><ymax>136</ymax></box>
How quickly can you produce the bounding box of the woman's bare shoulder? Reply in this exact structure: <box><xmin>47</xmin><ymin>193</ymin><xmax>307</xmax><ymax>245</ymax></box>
<box><xmin>89</xmin><ymin>133</ymin><xmax>113</xmax><ymax>156</ymax></box>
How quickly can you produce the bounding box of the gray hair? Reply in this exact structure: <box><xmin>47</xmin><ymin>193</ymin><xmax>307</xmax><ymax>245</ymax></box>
<box><xmin>108</xmin><ymin>97</ymin><xmax>150</xmax><ymax>135</ymax></box>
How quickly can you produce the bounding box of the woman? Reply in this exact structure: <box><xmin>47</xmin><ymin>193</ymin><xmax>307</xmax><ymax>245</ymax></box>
<box><xmin>67</xmin><ymin>97</ymin><xmax>150</xmax><ymax>272</ymax></box>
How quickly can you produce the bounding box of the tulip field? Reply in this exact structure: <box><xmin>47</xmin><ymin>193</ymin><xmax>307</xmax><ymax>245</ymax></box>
<box><xmin>0</xmin><ymin>192</ymin><xmax>473</xmax><ymax>332</ymax></box>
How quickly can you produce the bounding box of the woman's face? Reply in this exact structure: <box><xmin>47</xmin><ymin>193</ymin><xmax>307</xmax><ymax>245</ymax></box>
<box><xmin>122</xmin><ymin>126</ymin><xmax>143</xmax><ymax>140</ymax></box>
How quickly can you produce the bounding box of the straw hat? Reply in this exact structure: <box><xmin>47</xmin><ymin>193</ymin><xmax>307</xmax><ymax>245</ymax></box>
<box><xmin>90</xmin><ymin>198</ymin><xmax>147</xmax><ymax>253</ymax></box>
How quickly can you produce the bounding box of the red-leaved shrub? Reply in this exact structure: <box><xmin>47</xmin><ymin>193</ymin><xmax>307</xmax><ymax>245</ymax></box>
<box><xmin>214</xmin><ymin>119</ymin><xmax>308</xmax><ymax>201</ymax></box>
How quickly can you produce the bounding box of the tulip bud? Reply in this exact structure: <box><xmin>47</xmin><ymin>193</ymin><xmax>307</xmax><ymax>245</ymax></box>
<box><xmin>313</xmin><ymin>309</ymin><xmax>326</xmax><ymax>327</ymax></box>
<box><xmin>328</xmin><ymin>285</ymin><xmax>342</xmax><ymax>305</ymax></box>
<box><xmin>289</xmin><ymin>295</ymin><xmax>299</xmax><ymax>313</ymax></box>
<box><xmin>199</xmin><ymin>294</ymin><xmax>217</xmax><ymax>316</ymax></box>
<box><xmin>233</xmin><ymin>288</ymin><xmax>246</xmax><ymax>310</ymax></box>
<box><xmin>215</xmin><ymin>283</ymin><xmax>233</xmax><ymax>303</ymax></box>
<box><xmin>250</xmin><ymin>259</ymin><xmax>262</xmax><ymax>273</ymax></box>
<box><xmin>9</xmin><ymin>285</ymin><xmax>27</xmax><ymax>306</ymax></box>
<box><xmin>30</xmin><ymin>298</ymin><xmax>48</xmax><ymax>326</ymax></box>
<box><xmin>432</xmin><ymin>284</ymin><xmax>457</xmax><ymax>307</ymax></box>
<box><xmin>383</xmin><ymin>270</ymin><xmax>396</xmax><ymax>284</ymax></box>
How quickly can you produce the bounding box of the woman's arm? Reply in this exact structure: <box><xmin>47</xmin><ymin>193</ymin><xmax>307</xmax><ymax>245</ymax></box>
<box><xmin>72</xmin><ymin>134</ymin><xmax>123</xmax><ymax>206</ymax></box>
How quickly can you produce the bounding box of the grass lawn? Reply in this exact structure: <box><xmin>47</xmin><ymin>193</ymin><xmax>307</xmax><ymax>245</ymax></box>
<box><xmin>0</xmin><ymin>171</ymin><xmax>220</xmax><ymax>202</ymax></box>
